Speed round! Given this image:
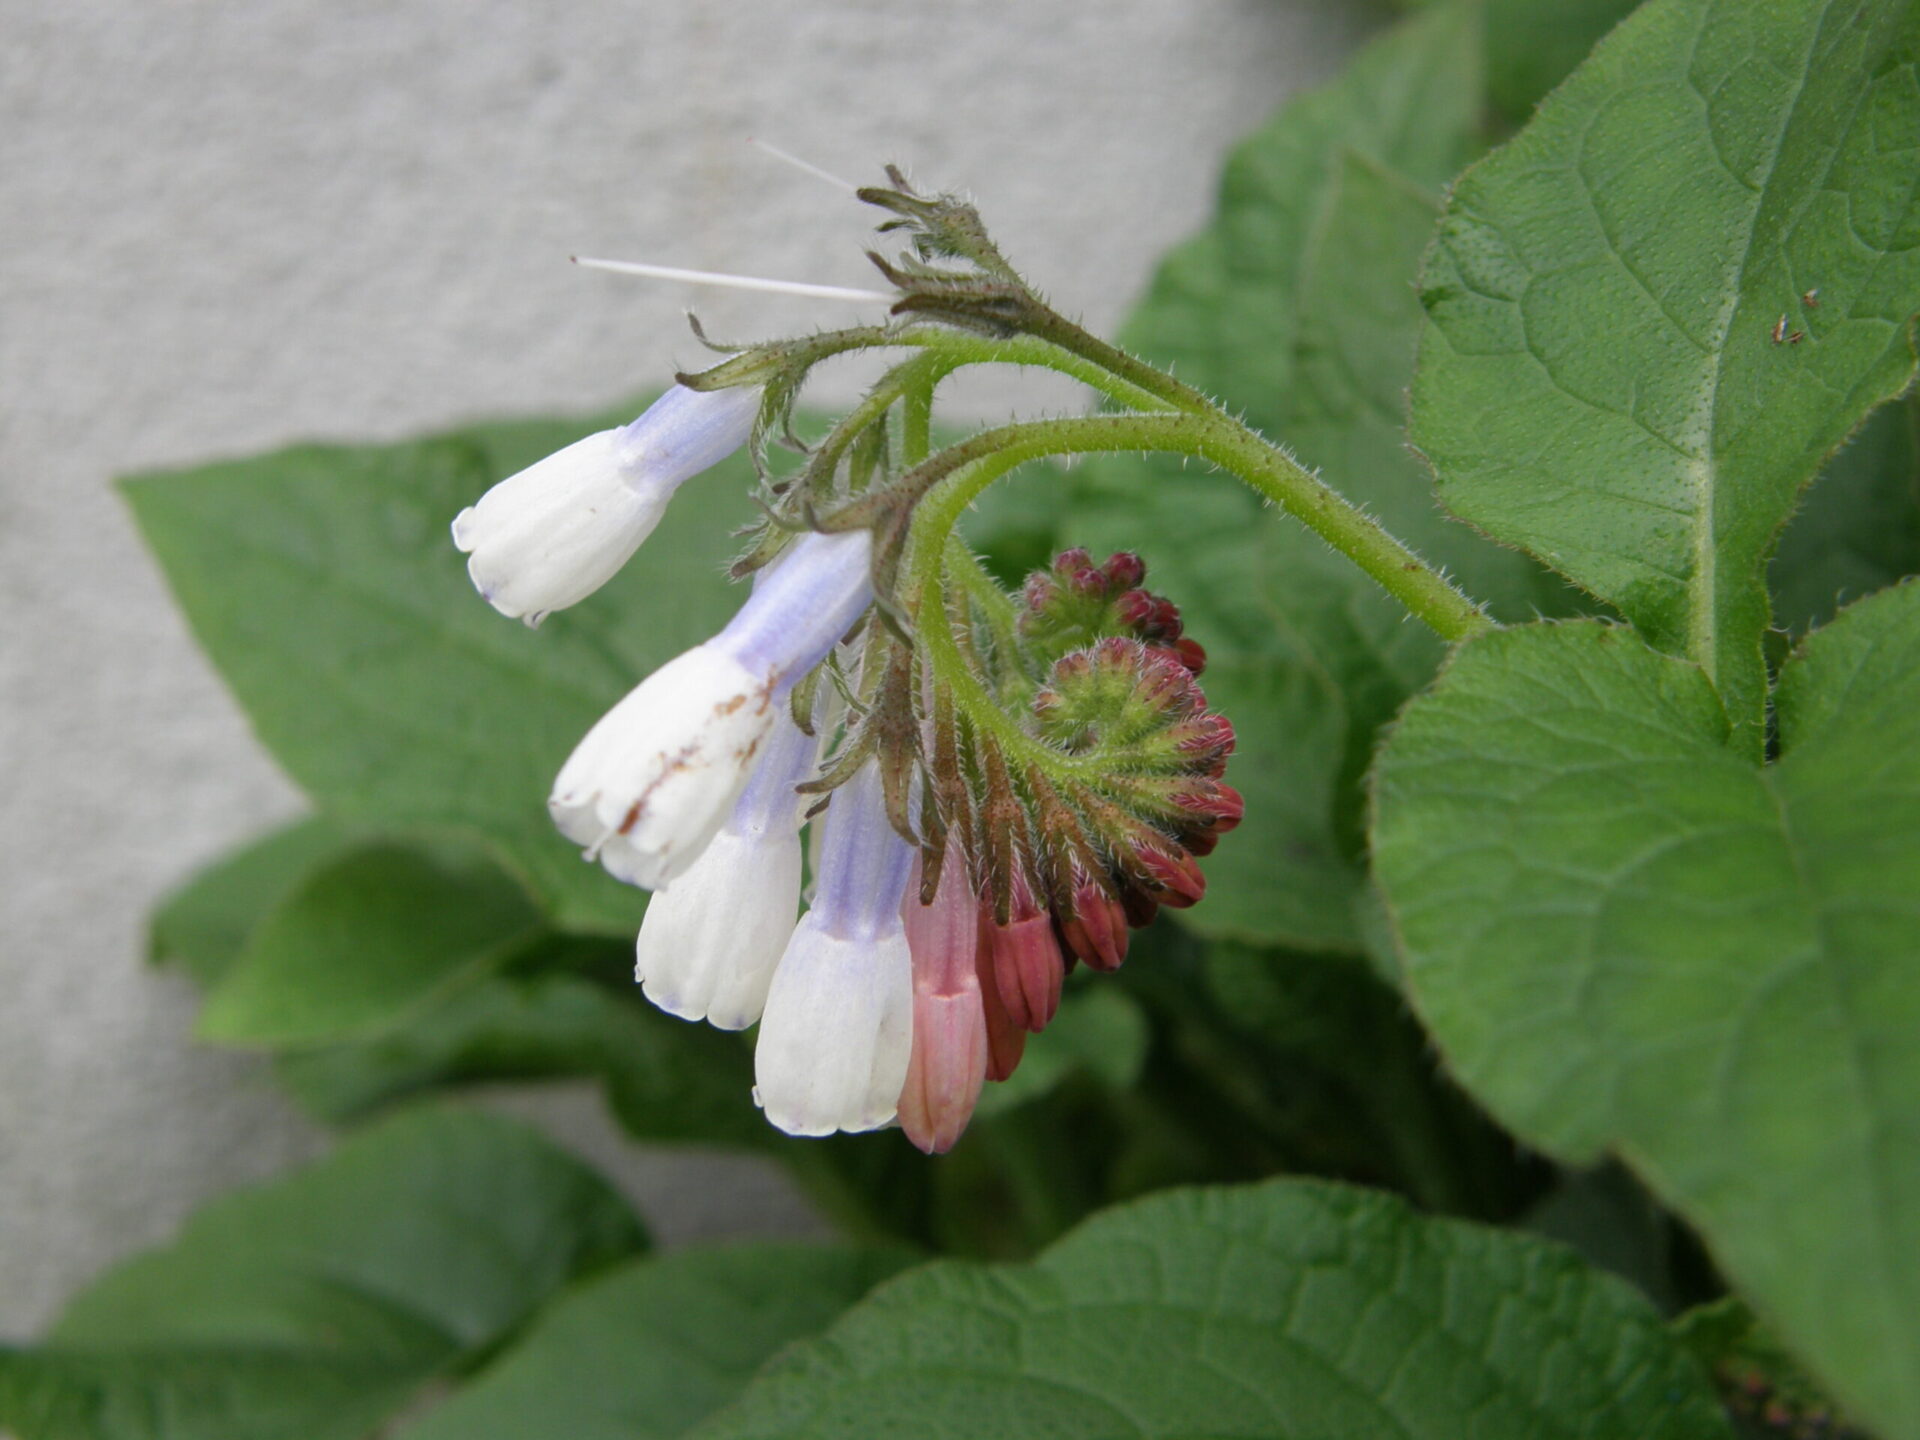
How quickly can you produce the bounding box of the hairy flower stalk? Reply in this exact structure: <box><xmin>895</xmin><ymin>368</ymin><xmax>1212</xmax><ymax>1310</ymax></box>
<box><xmin>447</xmin><ymin>165</ymin><xmax>1483</xmax><ymax>1147</ymax></box>
<box><xmin>452</xmin><ymin>384</ymin><xmax>759</xmax><ymax>625</ymax></box>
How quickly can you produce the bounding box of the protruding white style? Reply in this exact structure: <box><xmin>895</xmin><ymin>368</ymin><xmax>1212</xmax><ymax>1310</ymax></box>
<box><xmin>634</xmin><ymin>706</ymin><xmax>817</xmax><ymax>1029</ymax></box>
<box><xmin>452</xmin><ymin>384</ymin><xmax>760</xmax><ymax>625</ymax></box>
<box><xmin>571</xmin><ymin>256</ymin><xmax>891</xmax><ymax>304</ymax></box>
<box><xmin>754</xmin><ymin>760</ymin><xmax>915</xmax><ymax>1137</ymax></box>
<box><xmin>549</xmin><ymin>528</ymin><xmax>874</xmax><ymax>889</ymax></box>
<box><xmin>747</xmin><ymin>137</ymin><xmax>858</xmax><ymax>192</ymax></box>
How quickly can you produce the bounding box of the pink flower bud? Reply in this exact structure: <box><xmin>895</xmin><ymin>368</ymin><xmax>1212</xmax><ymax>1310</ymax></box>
<box><xmin>1102</xmin><ymin>551</ymin><xmax>1146</xmax><ymax>589</ymax></box>
<box><xmin>1170</xmin><ymin>713</ymin><xmax>1236</xmax><ymax>776</ymax></box>
<box><xmin>1051</xmin><ymin>547</ymin><xmax>1092</xmax><ymax>578</ymax></box>
<box><xmin>897</xmin><ymin>856</ymin><xmax>989</xmax><ymax>1154</ymax></box>
<box><xmin>985</xmin><ymin>868</ymin><xmax>1063</xmax><ymax>1033</ymax></box>
<box><xmin>1069</xmin><ymin>565</ymin><xmax>1105</xmax><ymax>597</ymax></box>
<box><xmin>1176</xmin><ymin>782</ymin><xmax>1244</xmax><ymax>832</ymax></box>
<box><xmin>1060</xmin><ymin>877</ymin><xmax>1130</xmax><ymax>971</ymax></box>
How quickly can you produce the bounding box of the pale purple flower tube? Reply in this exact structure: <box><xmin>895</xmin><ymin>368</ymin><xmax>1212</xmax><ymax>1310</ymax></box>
<box><xmin>548</xmin><ymin>528</ymin><xmax>873</xmax><ymax>890</ymax></box>
<box><xmin>453</xmin><ymin>384</ymin><xmax>760</xmax><ymax>626</ymax></box>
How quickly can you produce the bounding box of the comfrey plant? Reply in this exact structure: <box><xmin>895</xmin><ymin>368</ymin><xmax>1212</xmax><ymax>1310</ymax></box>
<box><xmin>77</xmin><ymin>7</ymin><xmax>1920</xmax><ymax>1437</ymax></box>
<box><xmin>449</xmin><ymin>173</ymin><xmax>1313</xmax><ymax>1150</ymax></box>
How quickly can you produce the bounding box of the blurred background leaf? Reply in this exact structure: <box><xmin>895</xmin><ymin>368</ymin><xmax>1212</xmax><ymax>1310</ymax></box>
<box><xmin>398</xmin><ymin>1244</ymin><xmax>917</xmax><ymax>1440</ymax></box>
<box><xmin>123</xmin><ymin>402</ymin><xmax>754</xmax><ymax>937</ymax></box>
<box><xmin>0</xmin><ymin>1108</ymin><xmax>645</xmax><ymax>1440</ymax></box>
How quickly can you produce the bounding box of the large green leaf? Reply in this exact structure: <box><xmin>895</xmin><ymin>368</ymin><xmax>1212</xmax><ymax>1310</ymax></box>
<box><xmin>1370</xmin><ymin>585</ymin><xmax>1920</xmax><ymax>1434</ymax></box>
<box><xmin>123</xmin><ymin>402</ymin><xmax>759</xmax><ymax>934</ymax></box>
<box><xmin>199</xmin><ymin>839</ymin><xmax>543</xmax><ymax>1046</ymax></box>
<box><xmin>274</xmin><ymin>969</ymin><xmax>772</xmax><ymax>1150</ymax></box>
<box><xmin>0</xmin><ymin>1108</ymin><xmax>646</xmax><ymax>1440</ymax></box>
<box><xmin>1412</xmin><ymin>0</ymin><xmax>1920</xmax><ymax>750</ymax></box>
<box><xmin>400</xmin><ymin>1244</ymin><xmax>915</xmax><ymax>1440</ymax></box>
<box><xmin>693</xmin><ymin>1179</ymin><xmax>1729</xmax><ymax>1440</ymax></box>
<box><xmin>1060</xmin><ymin>6</ymin><xmax>1527</xmax><ymax>950</ymax></box>
<box><xmin>149</xmin><ymin>816</ymin><xmax>360</xmax><ymax>988</ymax></box>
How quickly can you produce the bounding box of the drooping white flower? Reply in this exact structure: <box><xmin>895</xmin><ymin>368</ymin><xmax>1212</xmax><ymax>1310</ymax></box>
<box><xmin>754</xmin><ymin>759</ymin><xmax>915</xmax><ymax>1137</ymax></box>
<box><xmin>452</xmin><ymin>384</ymin><xmax>759</xmax><ymax>626</ymax></box>
<box><xmin>634</xmin><ymin>706</ymin><xmax>817</xmax><ymax>1029</ymax></box>
<box><xmin>549</xmin><ymin>528</ymin><xmax>873</xmax><ymax>889</ymax></box>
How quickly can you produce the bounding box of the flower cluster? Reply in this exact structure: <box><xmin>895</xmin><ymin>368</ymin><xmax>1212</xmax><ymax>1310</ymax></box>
<box><xmin>449</xmin><ymin>170</ymin><xmax>1242</xmax><ymax>1151</ymax></box>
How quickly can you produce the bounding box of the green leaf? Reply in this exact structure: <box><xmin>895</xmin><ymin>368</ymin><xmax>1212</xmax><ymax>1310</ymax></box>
<box><xmin>150</xmin><ymin>817</ymin><xmax>360</xmax><ymax>987</ymax></box>
<box><xmin>1126</xmin><ymin>4</ymin><xmax>1485</xmax><ymax>390</ymax></box>
<box><xmin>1370</xmin><ymin>586</ymin><xmax>1920</xmax><ymax>1435</ymax></box>
<box><xmin>1411</xmin><ymin>0</ymin><xmax>1920</xmax><ymax>750</ymax></box>
<box><xmin>274</xmin><ymin>969</ymin><xmax>772</xmax><ymax>1149</ymax></box>
<box><xmin>693</xmin><ymin>1179</ymin><xmax>1730</xmax><ymax>1440</ymax></box>
<box><xmin>399</xmin><ymin>1244</ymin><xmax>915</xmax><ymax>1440</ymax></box>
<box><xmin>1770</xmin><ymin>392</ymin><xmax>1920</xmax><ymax>634</ymax></box>
<box><xmin>1062</xmin><ymin>5</ymin><xmax>1577</xmax><ymax>949</ymax></box>
<box><xmin>0</xmin><ymin>1107</ymin><xmax>646</xmax><ymax>1440</ymax></box>
<box><xmin>199</xmin><ymin>839</ymin><xmax>544</xmax><ymax>1047</ymax></box>
<box><xmin>1484</xmin><ymin>0</ymin><xmax>1645</xmax><ymax>122</ymax></box>
<box><xmin>122</xmin><ymin>401</ymin><xmax>760</xmax><ymax>935</ymax></box>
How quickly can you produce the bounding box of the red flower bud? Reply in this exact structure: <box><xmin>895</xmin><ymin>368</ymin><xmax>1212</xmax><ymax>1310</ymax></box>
<box><xmin>1114</xmin><ymin>588</ymin><xmax>1157</xmax><ymax>627</ymax></box>
<box><xmin>985</xmin><ymin>868</ymin><xmax>1063</xmax><ymax>1033</ymax></box>
<box><xmin>975</xmin><ymin>905</ymin><xmax>1027</xmax><ymax>1082</ymax></box>
<box><xmin>1060</xmin><ymin>877</ymin><xmax>1130</xmax><ymax>970</ymax></box>
<box><xmin>1102</xmin><ymin>551</ymin><xmax>1146</xmax><ymax>589</ymax></box>
<box><xmin>1069</xmin><ymin>565</ymin><xmax>1105</xmax><ymax>597</ymax></box>
<box><xmin>1169</xmin><ymin>713</ymin><xmax>1235</xmax><ymax>776</ymax></box>
<box><xmin>1136</xmin><ymin>843</ymin><xmax>1207</xmax><ymax>908</ymax></box>
<box><xmin>1178</xmin><ymin>782</ymin><xmax>1244</xmax><ymax>831</ymax></box>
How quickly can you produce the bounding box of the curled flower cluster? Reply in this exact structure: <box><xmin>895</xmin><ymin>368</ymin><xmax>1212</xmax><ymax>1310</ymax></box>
<box><xmin>450</xmin><ymin>170</ymin><xmax>1243</xmax><ymax>1151</ymax></box>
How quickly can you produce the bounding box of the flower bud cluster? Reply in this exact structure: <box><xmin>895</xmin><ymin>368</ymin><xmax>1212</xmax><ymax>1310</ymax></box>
<box><xmin>1020</xmin><ymin>549</ymin><xmax>1207</xmax><ymax>676</ymax></box>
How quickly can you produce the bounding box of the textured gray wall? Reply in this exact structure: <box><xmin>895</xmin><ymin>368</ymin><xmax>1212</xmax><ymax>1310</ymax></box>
<box><xmin>0</xmin><ymin>0</ymin><xmax>1369</xmax><ymax>1336</ymax></box>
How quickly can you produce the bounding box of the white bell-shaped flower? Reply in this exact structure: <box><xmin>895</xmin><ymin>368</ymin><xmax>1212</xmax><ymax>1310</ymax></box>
<box><xmin>753</xmin><ymin>759</ymin><xmax>916</xmax><ymax>1137</ymax></box>
<box><xmin>549</xmin><ymin>528</ymin><xmax>873</xmax><ymax>889</ymax></box>
<box><xmin>634</xmin><ymin>708</ymin><xmax>817</xmax><ymax>1028</ymax></box>
<box><xmin>452</xmin><ymin>384</ymin><xmax>759</xmax><ymax>626</ymax></box>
